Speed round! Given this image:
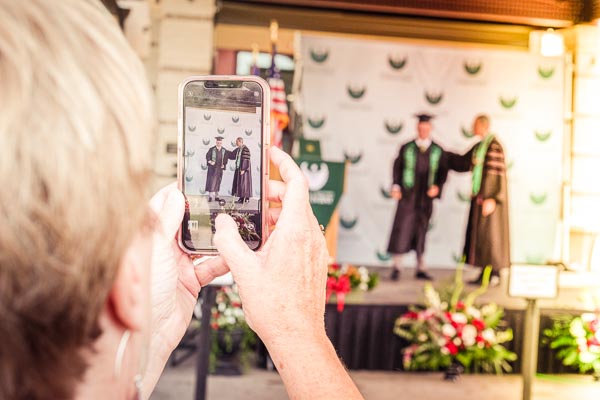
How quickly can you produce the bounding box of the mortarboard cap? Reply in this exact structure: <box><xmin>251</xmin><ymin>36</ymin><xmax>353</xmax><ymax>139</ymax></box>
<box><xmin>215</xmin><ymin>136</ymin><xmax>224</xmax><ymax>140</ymax></box>
<box><xmin>414</xmin><ymin>113</ymin><xmax>434</xmax><ymax>123</ymax></box>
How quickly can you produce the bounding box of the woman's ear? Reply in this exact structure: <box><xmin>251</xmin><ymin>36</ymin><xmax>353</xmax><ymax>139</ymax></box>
<box><xmin>108</xmin><ymin>233</ymin><xmax>151</xmax><ymax>332</ymax></box>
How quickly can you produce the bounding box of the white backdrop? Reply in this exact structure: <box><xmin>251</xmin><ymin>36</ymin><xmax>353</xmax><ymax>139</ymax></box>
<box><xmin>184</xmin><ymin>107</ymin><xmax>262</xmax><ymax>199</ymax></box>
<box><xmin>300</xmin><ymin>34</ymin><xmax>565</xmax><ymax>268</ymax></box>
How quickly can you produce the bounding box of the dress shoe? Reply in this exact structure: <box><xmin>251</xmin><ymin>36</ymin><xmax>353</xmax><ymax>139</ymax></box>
<box><xmin>235</xmin><ymin>198</ymin><xmax>244</xmax><ymax>204</ymax></box>
<box><xmin>208</xmin><ymin>197</ymin><xmax>213</xmax><ymax>202</ymax></box>
<box><xmin>390</xmin><ymin>268</ymin><xmax>400</xmax><ymax>281</ymax></box>
<box><xmin>415</xmin><ymin>271</ymin><xmax>433</xmax><ymax>281</ymax></box>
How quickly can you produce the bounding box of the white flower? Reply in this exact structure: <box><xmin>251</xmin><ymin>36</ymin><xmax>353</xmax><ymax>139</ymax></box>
<box><xmin>482</xmin><ymin>328</ymin><xmax>496</xmax><ymax>343</ymax></box>
<box><xmin>224</xmin><ymin>308</ymin><xmax>233</xmax><ymax>317</ymax></box>
<box><xmin>218</xmin><ymin>303</ymin><xmax>226</xmax><ymax>312</ymax></box>
<box><xmin>234</xmin><ymin>308</ymin><xmax>245</xmax><ymax>318</ymax></box>
<box><xmin>462</xmin><ymin>325</ymin><xmax>477</xmax><ymax>347</ymax></box>
<box><xmin>442</xmin><ymin>324</ymin><xmax>457</xmax><ymax>337</ymax></box>
<box><xmin>580</xmin><ymin>351</ymin><xmax>596</xmax><ymax>364</ymax></box>
<box><xmin>596</xmin><ymin>330</ymin><xmax>600</xmax><ymax>341</ymax></box>
<box><xmin>359</xmin><ymin>283</ymin><xmax>368</xmax><ymax>291</ymax></box>
<box><xmin>481</xmin><ymin>304</ymin><xmax>497</xmax><ymax>316</ymax></box>
<box><xmin>440</xmin><ymin>347</ymin><xmax>450</xmax><ymax>355</ymax></box>
<box><xmin>577</xmin><ymin>337</ymin><xmax>587</xmax><ymax>347</ymax></box>
<box><xmin>452</xmin><ymin>313</ymin><xmax>468</xmax><ymax>325</ymax></box>
<box><xmin>226</xmin><ymin>316</ymin><xmax>236</xmax><ymax>325</ymax></box>
<box><xmin>438</xmin><ymin>339</ymin><xmax>448</xmax><ymax>347</ymax></box>
<box><xmin>440</xmin><ymin>302</ymin><xmax>448</xmax><ymax>311</ymax></box>
<box><xmin>453</xmin><ymin>338</ymin><xmax>462</xmax><ymax>346</ymax></box>
<box><xmin>581</xmin><ymin>313</ymin><xmax>596</xmax><ymax>323</ymax></box>
<box><xmin>570</xmin><ymin>319</ymin><xmax>587</xmax><ymax>339</ymax></box>
<box><xmin>418</xmin><ymin>334</ymin><xmax>428</xmax><ymax>342</ymax></box>
<box><xmin>589</xmin><ymin>345</ymin><xmax>600</xmax><ymax>354</ymax></box>
<box><xmin>467</xmin><ymin>307</ymin><xmax>481</xmax><ymax>319</ymax></box>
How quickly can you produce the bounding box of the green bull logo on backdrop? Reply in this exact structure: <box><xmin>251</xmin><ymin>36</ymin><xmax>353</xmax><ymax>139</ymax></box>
<box><xmin>425</xmin><ymin>91</ymin><xmax>443</xmax><ymax>105</ymax></box>
<box><xmin>535</xmin><ymin>130</ymin><xmax>552</xmax><ymax>142</ymax></box>
<box><xmin>384</xmin><ymin>119</ymin><xmax>403</xmax><ymax>135</ymax></box>
<box><xmin>464</xmin><ymin>60</ymin><xmax>482</xmax><ymax>76</ymax></box>
<box><xmin>499</xmin><ymin>96</ymin><xmax>518</xmax><ymax>109</ymax></box>
<box><xmin>538</xmin><ymin>65</ymin><xmax>555</xmax><ymax>79</ymax></box>
<box><xmin>297</xmin><ymin>157</ymin><xmax>345</xmax><ymax>228</ymax></box>
<box><xmin>307</xmin><ymin>116</ymin><xmax>326</xmax><ymax>129</ymax></box>
<box><xmin>347</xmin><ymin>84</ymin><xmax>367</xmax><ymax>100</ymax></box>
<box><xmin>388</xmin><ymin>54</ymin><xmax>408</xmax><ymax>70</ymax></box>
<box><xmin>309</xmin><ymin>48</ymin><xmax>329</xmax><ymax>63</ymax></box>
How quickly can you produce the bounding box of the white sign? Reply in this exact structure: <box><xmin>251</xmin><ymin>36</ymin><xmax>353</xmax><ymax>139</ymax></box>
<box><xmin>508</xmin><ymin>264</ymin><xmax>559</xmax><ymax>299</ymax></box>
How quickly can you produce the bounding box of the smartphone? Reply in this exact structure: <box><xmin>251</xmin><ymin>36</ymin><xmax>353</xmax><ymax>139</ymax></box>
<box><xmin>177</xmin><ymin>76</ymin><xmax>270</xmax><ymax>255</ymax></box>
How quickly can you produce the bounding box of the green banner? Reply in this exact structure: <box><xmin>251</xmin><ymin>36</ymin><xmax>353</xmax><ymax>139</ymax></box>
<box><xmin>298</xmin><ymin>137</ymin><xmax>322</xmax><ymax>159</ymax></box>
<box><xmin>295</xmin><ymin>156</ymin><xmax>345</xmax><ymax>229</ymax></box>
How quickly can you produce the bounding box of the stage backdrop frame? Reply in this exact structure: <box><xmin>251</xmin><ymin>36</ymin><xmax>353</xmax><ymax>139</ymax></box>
<box><xmin>299</xmin><ymin>33</ymin><xmax>567</xmax><ymax>268</ymax></box>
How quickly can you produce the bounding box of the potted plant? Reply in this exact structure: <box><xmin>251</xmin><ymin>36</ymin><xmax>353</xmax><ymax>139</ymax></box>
<box><xmin>210</xmin><ymin>286</ymin><xmax>256</xmax><ymax>375</ymax></box>
<box><xmin>544</xmin><ymin>312</ymin><xmax>600</xmax><ymax>381</ymax></box>
<box><xmin>327</xmin><ymin>263</ymin><xmax>379</xmax><ymax>311</ymax></box>
<box><xmin>394</xmin><ymin>266</ymin><xmax>516</xmax><ymax>379</ymax></box>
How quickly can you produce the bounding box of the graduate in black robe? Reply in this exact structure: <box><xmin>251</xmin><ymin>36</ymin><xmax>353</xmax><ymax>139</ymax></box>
<box><xmin>204</xmin><ymin>136</ymin><xmax>228</xmax><ymax>202</ymax></box>
<box><xmin>228</xmin><ymin>137</ymin><xmax>252</xmax><ymax>203</ymax></box>
<box><xmin>387</xmin><ymin>114</ymin><xmax>449</xmax><ymax>281</ymax></box>
<box><xmin>448</xmin><ymin>114</ymin><xmax>510</xmax><ymax>286</ymax></box>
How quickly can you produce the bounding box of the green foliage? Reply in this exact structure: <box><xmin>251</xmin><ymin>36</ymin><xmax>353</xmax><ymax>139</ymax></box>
<box><xmin>543</xmin><ymin>313</ymin><xmax>600</xmax><ymax>375</ymax></box>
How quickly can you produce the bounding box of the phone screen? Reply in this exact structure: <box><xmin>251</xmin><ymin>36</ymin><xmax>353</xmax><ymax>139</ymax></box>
<box><xmin>181</xmin><ymin>80</ymin><xmax>264</xmax><ymax>252</ymax></box>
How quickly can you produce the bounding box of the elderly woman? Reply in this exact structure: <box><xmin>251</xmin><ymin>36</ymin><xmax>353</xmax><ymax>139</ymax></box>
<box><xmin>0</xmin><ymin>1</ymin><xmax>362</xmax><ymax>399</ymax></box>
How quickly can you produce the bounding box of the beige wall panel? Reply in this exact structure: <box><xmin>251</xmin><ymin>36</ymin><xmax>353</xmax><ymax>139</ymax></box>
<box><xmin>160</xmin><ymin>0</ymin><xmax>216</xmax><ymax>18</ymax></box>
<box><xmin>573</xmin><ymin>117</ymin><xmax>600</xmax><ymax>156</ymax></box>
<box><xmin>156</xmin><ymin>70</ymin><xmax>191</xmax><ymax>122</ymax></box>
<box><xmin>154</xmin><ymin>123</ymin><xmax>178</xmax><ymax>178</ymax></box>
<box><xmin>574</xmin><ymin>76</ymin><xmax>600</xmax><ymax>115</ymax></box>
<box><xmin>158</xmin><ymin>19</ymin><xmax>214</xmax><ymax>71</ymax></box>
<box><xmin>572</xmin><ymin>156</ymin><xmax>600</xmax><ymax>194</ymax></box>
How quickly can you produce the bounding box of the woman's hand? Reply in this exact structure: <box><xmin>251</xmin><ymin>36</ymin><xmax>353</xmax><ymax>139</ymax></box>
<box><xmin>143</xmin><ymin>185</ymin><xmax>229</xmax><ymax>394</ymax></box>
<box><xmin>213</xmin><ymin>147</ymin><xmax>329</xmax><ymax>347</ymax></box>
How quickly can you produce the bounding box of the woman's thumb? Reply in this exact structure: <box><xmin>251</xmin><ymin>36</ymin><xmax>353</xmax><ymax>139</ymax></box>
<box><xmin>213</xmin><ymin>214</ymin><xmax>255</xmax><ymax>273</ymax></box>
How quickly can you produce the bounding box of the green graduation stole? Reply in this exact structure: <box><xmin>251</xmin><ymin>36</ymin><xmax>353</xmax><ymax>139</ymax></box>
<box><xmin>235</xmin><ymin>147</ymin><xmax>242</xmax><ymax>169</ymax></box>
<box><xmin>402</xmin><ymin>141</ymin><xmax>442</xmax><ymax>189</ymax></box>
<box><xmin>211</xmin><ymin>147</ymin><xmax>225</xmax><ymax>166</ymax></box>
<box><xmin>472</xmin><ymin>134</ymin><xmax>495</xmax><ymax>195</ymax></box>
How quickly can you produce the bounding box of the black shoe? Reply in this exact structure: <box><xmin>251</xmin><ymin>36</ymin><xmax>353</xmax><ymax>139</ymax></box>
<box><xmin>215</xmin><ymin>197</ymin><xmax>221</xmax><ymax>202</ymax></box>
<box><xmin>235</xmin><ymin>198</ymin><xmax>244</xmax><ymax>204</ymax></box>
<box><xmin>208</xmin><ymin>197</ymin><xmax>213</xmax><ymax>202</ymax></box>
<box><xmin>415</xmin><ymin>271</ymin><xmax>433</xmax><ymax>281</ymax></box>
<box><xmin>244</xmin><ymin>198</ymin><xmax>250</xmax><ymax>203</ymax></box>
<box><xmin>390</xmin><ymin>268</ymin><xmax>400</xmax><ymax>281</ymax></box>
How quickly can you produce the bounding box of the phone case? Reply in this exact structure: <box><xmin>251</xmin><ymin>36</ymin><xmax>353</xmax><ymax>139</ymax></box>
<box><xmin>177</xmin><ymin>75</ymin><xmax>271</xmax><ymax>256</ymax></box>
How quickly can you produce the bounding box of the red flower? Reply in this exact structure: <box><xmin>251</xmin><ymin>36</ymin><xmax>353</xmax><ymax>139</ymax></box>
<box><xmin>402</xmin><ymin>311</ymin><xmax>419</xmax><ymax>320</ymax></box>
<box><xmin>210</xmin><ymin>322</ymin><xmax>219</xmax><ymax>330</ymax></box>
<box><xmin>476</xmin><ymin>335</ymin><xmax>485</xmax><ymax>344</ymax></box>
<box><xmin>445</xmin><ymin>341</ymin><xmax>459</xmax><ymax>355</ymax></box>
<box><xmin>330</xmin><ymin>263</ymin><xmax>341</xmax><ymax>271</ymax></box>
<box><xmin>472</xmin><ymin>319</ymin><xmax>486</xmax><ymax>331</ymax></box>
<box><xmin>456</xmin><ymin>301</ymin><xmax>465</xmax><ymax>311</ymax></box>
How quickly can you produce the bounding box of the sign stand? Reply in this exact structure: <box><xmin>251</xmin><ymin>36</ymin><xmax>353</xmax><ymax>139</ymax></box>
<box><xmin>508</xmin><ymin>264</ymin><xmax>559</xmax><ymax>400</ymax></box>
<box><xmin>193</xmin><ymin>271</ymin><xmax>234</xmax><ymax>400</ymax></box>
<box><xmin>521</xmin><ymin>298</ymin><xmax>541</xmax><ymax>400</ymax></box>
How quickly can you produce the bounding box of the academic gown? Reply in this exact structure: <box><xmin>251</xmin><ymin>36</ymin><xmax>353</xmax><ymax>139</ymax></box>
<box><xmin>205</xmin><ymin>146</ymin><xmax>228</xmax><ymax>193</ymax></box>
<box><xmin>387</xmin><ymin>141</ymin><xmax>448</xmax><ymax>257</ymax></box>
<box><xmin>228</xmin><ymin>145</ymin><xmax>252</xmax><ymax>198</ymax></box>
<box><xmin>449</xmin><ymin>137</ymin><xmax>510</xmax><ymax>274</ymax></box>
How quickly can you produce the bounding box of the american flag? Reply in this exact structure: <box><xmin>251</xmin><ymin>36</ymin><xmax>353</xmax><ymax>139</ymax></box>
<box><xmin>266</xmin><ymin>44</ymin><xmax>289</xmax><ymax>149</ymax></box>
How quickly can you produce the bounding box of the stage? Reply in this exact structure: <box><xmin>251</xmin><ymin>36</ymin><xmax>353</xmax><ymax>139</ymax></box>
<box><xmin>259</xmin><ymin>267</ymin><xmax>599</xmax><ymax>373</ymax></box>
<box><xmin>172</xmin><ymin>267</ymin><xmax>599</xmax><ymax>376</ymax></box>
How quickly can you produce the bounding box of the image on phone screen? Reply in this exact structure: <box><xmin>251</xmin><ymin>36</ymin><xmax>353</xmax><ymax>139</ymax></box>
<box><xmin>181</xmin><ymin>80</ymin><xmax>264</xmax><ymax>252</ymax></box>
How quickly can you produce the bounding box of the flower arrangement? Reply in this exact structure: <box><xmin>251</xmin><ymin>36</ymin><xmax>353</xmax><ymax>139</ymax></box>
<box><xmin>543</xmin><ymin>312</ymin><xmax>600</xmax><ymax>379</ymax></box>
<box><xmin>394</xmin><ymin>267</ymin><xmax>516</xmax><ymax>374</ymax></box>
<box><xmin>327</xmin><ymin>263</ymin><xmax>379</xmax><ymax>312</ymax></box>
<box><xmin>209</xmin><ymin>286</ymin><xmax>256</xmax><ymax>374</ymax></box>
